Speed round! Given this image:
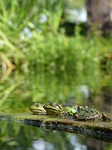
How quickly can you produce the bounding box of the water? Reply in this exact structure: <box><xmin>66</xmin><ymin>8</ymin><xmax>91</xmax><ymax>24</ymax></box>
<box><xmin>0</xmin><ymin>70</ymin><xmax>112</xmax><ymax>150</ymax></box>
<box><xmin>0</xmin><ymin>121</ymin><xmax>112</xmax><ymax>150</ymax></box>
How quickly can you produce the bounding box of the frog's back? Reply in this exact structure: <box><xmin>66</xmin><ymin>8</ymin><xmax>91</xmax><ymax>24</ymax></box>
<box><xmin>63</xmin><ymin>105</ymin><xmax>101</xmax><ymax>120</ymax></box>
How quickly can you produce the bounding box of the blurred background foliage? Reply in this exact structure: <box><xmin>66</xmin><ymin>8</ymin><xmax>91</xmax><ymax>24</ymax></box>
<box><xmin>0</xmin><ymin>0</ymin><xmax>111</xmax><ymax>72</ymax></box>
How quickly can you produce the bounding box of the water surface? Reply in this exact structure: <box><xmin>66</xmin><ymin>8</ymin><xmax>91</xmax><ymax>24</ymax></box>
<box><xmin>0</xmin><ymin>70</ymin><xmax>112</xmax><ymax>150</ymax></box>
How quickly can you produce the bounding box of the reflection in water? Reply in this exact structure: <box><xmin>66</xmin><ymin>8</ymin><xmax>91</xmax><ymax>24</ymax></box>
<box><xmin>0</xmin><ymin>70</ymin><xmax>111</xmax><ymax>112</ymax></box>
<box><xmin>0</xmin><ymin>69</ymin><xmax>112</xmax><ymax>149</ymax></box>
<box><xmin>0</xmin><ymin>52</ymin><xmax>15</xmax><ymax>82</ymax></box>
<box><xmin>70</xmin><ymin>135</ymin><xmax>87</xmax><ymax>150</ymax></box>
<box><xmin>32</xmin><ymin>139</ymin><xmax>53</xmax><ymax>150</ymax></box>
<box><xmin>87</xmin><ymin>139</ymin><xmax>103</xmax><ymax>150</ymax></box>
<box><xmin>0</xmin><ymin>119</ymin><xmax>112</xmax><ymax>150</ymax></box>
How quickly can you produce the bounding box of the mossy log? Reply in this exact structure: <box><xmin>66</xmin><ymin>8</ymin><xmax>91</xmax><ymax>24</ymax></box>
<box><xmin>0</xmin><ymin>113</ymin><xmax>112</xmax><ymax>142</ymax></box>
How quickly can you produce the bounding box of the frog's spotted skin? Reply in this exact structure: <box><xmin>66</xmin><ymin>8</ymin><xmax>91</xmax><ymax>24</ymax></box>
<box><xmin>29</xmin><ymin>102</ymin><xmax>110</xmax><ymax>121</ymax></box>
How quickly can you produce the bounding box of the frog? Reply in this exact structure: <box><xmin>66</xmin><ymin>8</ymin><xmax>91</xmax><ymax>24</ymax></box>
<box><xmin>29</xmin><ymin>103</ymin><xmax>46</xmax><ymax>115</ymax></box>
<box><xmin>29</xmin><ymin>102</ymin><xmax>110</xmax><ymax>121</ymax></box>
<box><xmin>43</xmin><ymin>102</ymin><xmax>102</xmax><ymax>120</ymax></box>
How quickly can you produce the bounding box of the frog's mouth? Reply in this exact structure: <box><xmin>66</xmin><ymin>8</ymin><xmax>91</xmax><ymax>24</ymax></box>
<box><xmin>30</xmin><ymin>108</ymin><xmax>44</xmax><ymax>112</ymax></box>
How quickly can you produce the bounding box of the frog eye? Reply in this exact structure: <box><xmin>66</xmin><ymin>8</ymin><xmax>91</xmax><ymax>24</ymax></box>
<box><xmin>50</xmin><ymin>102</ymin><xmax>55</xmax><ymax>106</ymax></box>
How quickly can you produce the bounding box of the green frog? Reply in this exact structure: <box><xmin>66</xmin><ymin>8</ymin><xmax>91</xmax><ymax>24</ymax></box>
<box><xmin>29</xmin><ymin>103</ymin><xmax>46</xmax><ymax>115</ymax></box>
<box><xmin>29</xmin><ymin>102</ymin><xmax>110</xmax><ymax>121</ymax></box>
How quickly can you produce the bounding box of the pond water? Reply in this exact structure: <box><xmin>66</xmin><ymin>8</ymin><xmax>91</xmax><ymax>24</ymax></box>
<box><xmin>0</xmin><ymin>69</ymin><xmax>112</xmax><ymax>150</ymax></box>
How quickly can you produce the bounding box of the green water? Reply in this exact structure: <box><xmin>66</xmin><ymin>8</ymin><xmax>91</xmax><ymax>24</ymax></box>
<box><xmin>0</xmin><ymin>70</ymin><xmax>112</xmax><ymax>150</ymax></box>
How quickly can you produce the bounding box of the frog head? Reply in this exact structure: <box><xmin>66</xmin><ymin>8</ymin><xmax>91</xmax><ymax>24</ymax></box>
<box><xmin>29</xmin><ymin>103</ymin><xmax>46</xmax><ymax>115</ymax></box>
<box><xmin>43</xmin><ymin>102</ymin><xmax>64</xmax><ymax>115</ymax></box>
